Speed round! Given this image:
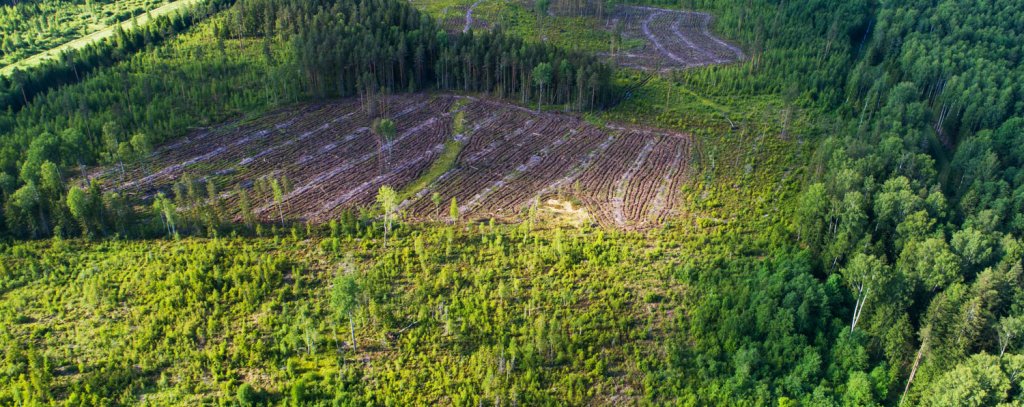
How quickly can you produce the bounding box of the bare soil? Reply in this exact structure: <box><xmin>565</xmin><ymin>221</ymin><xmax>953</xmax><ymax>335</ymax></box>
<box><xmin>97</xmin><ymin>94</ymin><xmax>695</xmax><ymax>230</ymax></box>
<box><xmin>604</xmin><ymin>5</ymin><xmax>745</xmax><ymax>71</ymax></box>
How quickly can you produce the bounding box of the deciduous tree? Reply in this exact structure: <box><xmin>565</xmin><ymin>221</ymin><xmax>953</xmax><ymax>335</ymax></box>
<box><xmin>331</xmin><ymin>272</ymin><xmax>360</xmax><ymax>352</ymax></box>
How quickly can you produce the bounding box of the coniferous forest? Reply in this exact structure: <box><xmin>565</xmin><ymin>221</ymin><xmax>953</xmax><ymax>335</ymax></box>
<box><xmin>1</xmin><ymin>0</ymin><xmax>1023</xmax><ymax>405</ymax></box>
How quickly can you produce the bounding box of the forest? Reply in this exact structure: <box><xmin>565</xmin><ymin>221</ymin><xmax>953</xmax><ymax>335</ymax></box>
<box><xmin>1</xmin><ymin>0</ymin><xmax>1023</xmax><ymax>405</ymax></box>
<box><xmin>0</xmin><ymin>0</ymin><xmax>169</xmax><ymax>67</ymax></box>
<box><xmin>0</xmin><ymin>0</ymin><xmax>236</xmax><ymax>112</ymax></box>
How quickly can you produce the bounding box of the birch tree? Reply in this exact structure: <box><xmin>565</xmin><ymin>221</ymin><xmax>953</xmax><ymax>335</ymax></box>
<box><xmin>377</xmin><ymin>186</ymin><xmax>398</xmax><ymax>241</ymax></box>
<box><xmin>331</xmin><ymin>271</ymin><xmax>360</xmax><ymax>352</ymax></box>
<box><xmin>841</xmin><ymin>253</ymin><xmax>890</xmax><ymax>332</ymax></box>
<box><xmin>997</xmin><ymin>316</ymin><xmax>1024</xmax><ymax>357</ymax></box>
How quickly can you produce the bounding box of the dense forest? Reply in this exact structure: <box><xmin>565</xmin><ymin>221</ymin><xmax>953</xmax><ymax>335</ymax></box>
<box><xmin>0</xmin><ymin>0</ymin><xmax>236</xmax><ymax>112</ymax></box>
<box><xmin>1</xmin><ymin>0</ymin><xmax>1023</xmax><ymax>404</ymax></box>
<box><xmin>790</xmin><ymin>0</ymin><xmax>1024</xmax><ymax>404</ymax></box>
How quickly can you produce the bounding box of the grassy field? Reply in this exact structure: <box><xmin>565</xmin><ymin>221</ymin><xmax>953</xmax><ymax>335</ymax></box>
<box><xmin>0</xmin><ymin>0</ymin><xmax>205</xmax><ymax>76</ymax></box>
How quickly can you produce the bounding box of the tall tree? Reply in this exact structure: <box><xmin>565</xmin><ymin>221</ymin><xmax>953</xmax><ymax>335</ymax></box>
<box><xmin>449</xmin><ymin>197</ymin><xmax>459</xmax><ymax>223</ymax></box>
<box><xmin>795</xmin><ymin>182</ymin><xmax>828</xmax><ymax>246</ymax></box>
<box><xmin>997</xmin><ymin>316</ymin><xmax>1024</xmax><ymax>357</ymax></box>
<box><xmin>130</xmin><ymin>133</ymin><xmax>153</xmax><ymax>175</ymax></box>
<box><xmin>236</xmin><ymin>186</ymin><xmax>255</xmax><ymax>230</ymax></box>
<box><xmin>6</xmin><ymin>183</ymin><xmax>44</xmax><ymax>237</ymax></box>
<box><xmin>66</xmin><ymin>187</ymin><xmax>92</xmax><ymax>237</ymax></box>
<box><xmin>377</xmin><ymin>185</ymin><xmax>398</xmax><ymax>242</ymax></box>
<box><xmin>271</xmin><ymin>178</ymin><xmax>285</xmax><ymax>227</ymax></box>
<box><xmin>372</xmin><ymin>118</ymin><xmax>397</xmax><ymax>170</ymax></box>
<box><xmin>841</xmin><ymin>253</ymin><xmax>890</xmax><ymax>332</ymax></box>
<box><xmin>431</xmin><ymin>192</ymin><xmax>442</xmax><ymax>218</ymax></box>
<box><xmin>532</xmin><ymin>62</ymin><xmax>553</xmax><ymax>113</ymax></box>
<box><xmin>330</xmin><ymin>271</ymin><xmax>361</xmax><ymax>352</ymax></box>
<box><xmin>153</xmin><ymin>192</ymin><xmax>177</xmax><ymax>237</ymax></box>
<box><xmin>535</xmin><ymin>0</ymin><xmax>550</xmax><ymax>36</ymax></box>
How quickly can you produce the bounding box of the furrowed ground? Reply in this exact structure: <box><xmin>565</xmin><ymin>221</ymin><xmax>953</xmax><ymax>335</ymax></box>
<box><xmin>94</xmin><ymin>94</ymin><xmax>695</xmax><ymax>230</ymax></box>
<box><xmin>411</xmin><ymin>0</ymin><xmax>745</xmax><ymax>72</ymax></box>
<box><xmin>604</xmin><ymin>5</ymin><xmax>745</xmax><ymax>71</ymax></box>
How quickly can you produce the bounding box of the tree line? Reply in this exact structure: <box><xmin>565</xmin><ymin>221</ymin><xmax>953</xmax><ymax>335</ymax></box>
<box><xmin>227</xmin><ymin>0</ymin><xmax>615</xmax><ymax>109</ymax></box>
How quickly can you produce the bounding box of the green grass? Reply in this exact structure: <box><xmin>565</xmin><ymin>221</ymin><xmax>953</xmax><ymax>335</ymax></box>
<box><xmin>399</xmin><ymin>139</ymin><xmax>464</xmax><ymax>201</ymax></box>
<box><xmin>397</xmin><ymin>102</ymin><xmax>467</xmax><ymax>207</ymax></box>
<box><xmin>495</xmin><ymin>7</ymin><xmax>615</xmax><ymax>54</ymax></box>
<box><xmin>409</xmin><ymin>0</ymin><xmax>616</xmax><ymax>54</ymax></box>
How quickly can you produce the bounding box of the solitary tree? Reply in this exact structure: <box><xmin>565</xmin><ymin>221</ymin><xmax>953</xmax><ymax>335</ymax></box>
<box><xmin>377</xmin><ymin>185</ymin><xmax>398</xmax><ymax>242</ymax></box>
<box><xmin>236</xmin><ymin>186</ymin><xmax>255</xmax><ymax>230</ymax></box>
<box><xmin>331</xmin><ymin>272</ymin><xmax>360</xmax><ymax>352</ymax></box>
<box><xmin>236</xmin><ymin>383</ymin><xmax>257</xmax><ymax>407</ymax></box>
<box><xmin>130</xmin><ymin>133</ymin><xmax>153</xmax><ymax>175</ymax></box>
<box><xmin>449</xmin><ymin>197</ymin><xmax>459</xmax><ymax>223</ymax></box>
<box><xmin>116</xmin><ymin>142</ymin><xmax>133</xmax><ymax>181</ymax></box>
<box><xmin>372</xmin><ymin>118</ymin><xmax>397</xmax><ymax>170</ymax></box>
<box><xmin>431</xmin><ymin>192</ymin><xmax>442</xmax><ymax>218</ymax></box>
<box><xmin>271</xmin><ymin>178</ymin><xmax>285</xmax><ymax>226</ymax></box>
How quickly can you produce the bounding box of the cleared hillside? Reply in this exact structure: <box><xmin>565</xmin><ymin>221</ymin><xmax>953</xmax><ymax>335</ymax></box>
<box><xmin>94</xmin><ymin>94</ymin><xmax>694</xmax><ymax>229</ymax></box>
